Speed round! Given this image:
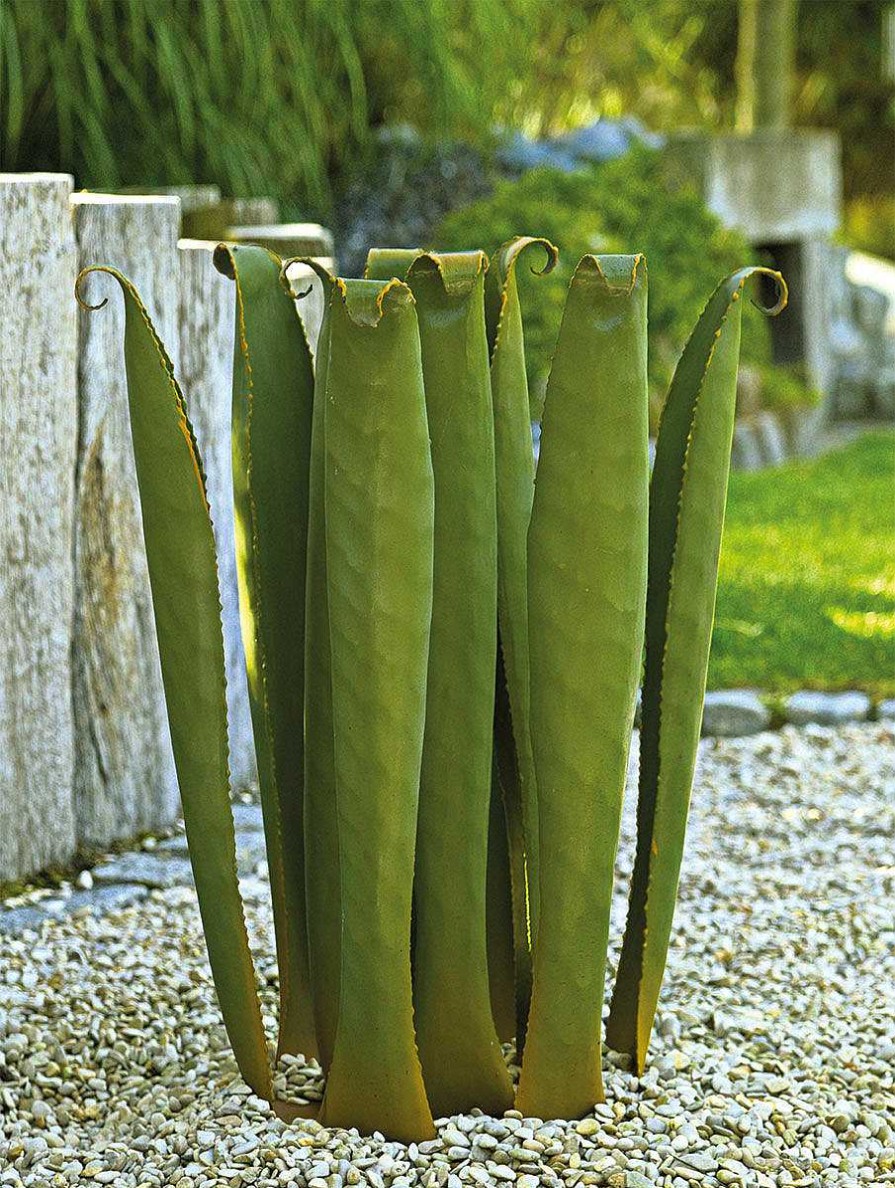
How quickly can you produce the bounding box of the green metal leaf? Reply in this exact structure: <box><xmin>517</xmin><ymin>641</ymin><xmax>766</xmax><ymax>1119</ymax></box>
<box><xmin>213</xmin><ymin>244</ymin><xmax>316</xmax><ymax>1061</ymax></box>
<box><xmin>492</xmin><ymin>653</ymin><xmax>534</xmax><ymax>1056</ymax></box>
<box><xmin>74</xmin><ymin>265</ymin><xmax>272</xmax><ymax>1101</ymax></box>
<box><xmin>316</xmin><ymin>275</ymin><xmax>435</xmax><ymax>1142</ymax></box>
<box><xmin>605</xmin><ymin>266</ymin><xmax>787</xmax><ymax>1074</ymax></box>
<box><xmin>517</xmin><ymin>256</ymin><xmax>650</xmax><ymax>1120</ymax></box>
<box><xmin>365</xmin><ymin>248</ymin><xmax>513</xmax><ymax>1117</ymax></box>
<box><xmin>294</xmin><ymin>272</ymin><xmax>340</xmax><ymax>1075</ymax></box>
<box><xmin>486</xmin><ymin>237</ymin><xmax>558</xmax><ymax>1048</ymax></box>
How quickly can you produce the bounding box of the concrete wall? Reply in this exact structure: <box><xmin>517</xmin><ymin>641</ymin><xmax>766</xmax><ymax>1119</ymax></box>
<box><xmin>664</xmin><ymin>129</ymin><xmax>841</xmax><ymax>243</ymax></box>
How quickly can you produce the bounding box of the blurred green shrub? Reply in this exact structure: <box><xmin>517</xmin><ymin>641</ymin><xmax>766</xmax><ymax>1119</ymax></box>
<box><xmin>843</xmin><ymin>196</ymin><xmax>895</xmax><ymax>261</ymax></box>
<box><xmin>435</xmin><ymin>146</ymin><xmax>771</xmax><ymax>416</ymax></box>
<box><xmin>758</xmin><ymin>363</ymin><xmax>822</xmax><ymax>413</ymax></box>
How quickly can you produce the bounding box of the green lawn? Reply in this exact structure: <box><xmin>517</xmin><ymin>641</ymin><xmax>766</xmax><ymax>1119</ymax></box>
<box><xmin>709</xmin><ymin>429</ymin><xmax>895</xmax><ymax>698</ymax></box>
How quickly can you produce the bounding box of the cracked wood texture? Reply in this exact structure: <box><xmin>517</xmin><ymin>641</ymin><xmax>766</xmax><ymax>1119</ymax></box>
<box><xmin>72</xmin><ymin>195</ymin><xmax>180</xmax><ymax>848</ymax></box>
<box><xmin>0</xmin><ymin>173</ymin><xmax>78</xmax><ymax>881</ymax></box>
<box><xmin>177</xmin><ymin>240</ymin><xmax>256</xmax><ymax>792</ymax></box>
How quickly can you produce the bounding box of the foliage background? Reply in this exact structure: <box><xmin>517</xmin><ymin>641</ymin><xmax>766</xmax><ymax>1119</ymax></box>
<box><xmin>0</xmin><ymin>0</ymin><xmax>537</xmax><ymax>210</ymax></box>
<box><xmin>2</xmin><ymin>0</ymin><xmax>892</xmax><ymax>252</ymax></box>
<box><xmin>435</xmin><ymin>146</ymin><xmax>771</xmax><ymax>402</ymax></box>
<box><xmin>0</xmin><ymin>0</ymin><xmax>890</xmax><ymax>697</ymax></box>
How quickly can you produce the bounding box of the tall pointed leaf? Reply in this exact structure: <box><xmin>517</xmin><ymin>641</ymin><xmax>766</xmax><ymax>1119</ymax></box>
<box><xmin>365</xmin><ymin>248</ymin><xmax>513</xmax><ymax>1117</ymax></box>
<box><xmin>517</xmin><ymin>256</ymin><xmax>649</xmax><ymax>1120</ymax></box>
<box><xmin>213</xmin><ymin>244</ymin><xmax>316</xmax><ymax>1061</ymax></box>
<box><xmin>486</xmin><ymin>236</ymin><xmax>558</xmax><ymax>1052</ymax></box>
<box><xmin>75</xmin><ymin>266</ymin><xmax>272</xmax><ymax>1099</ymax></box>
<box><xmin>317</xmin><ymin>276</ymin><xmax>435</xmax><ymax>1142</ymax></box>
<box><xmin>606</xmin><ymin>267</ymin><xmax>787</xmax><ymax>1073</ymax></box>
<box><xmin>292</xmin><ymin>270</ymin><xmax>340</xmax><ymax>1074</ymax></box>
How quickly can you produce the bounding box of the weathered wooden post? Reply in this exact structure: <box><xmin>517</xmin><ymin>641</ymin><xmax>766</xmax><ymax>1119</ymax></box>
<box><xmin>71</xmin><ymin>193</ymin><xmax>181</xmax><ymax>848</ymax></box>
<box><xmin>119</xmin><ymin>183</ymin><xmax>222</xmax><ymax>217</ymax></box>
<box><xmin>0</xmin><ymin>173</ymin><xmax>79</xmax><ymax>881</ymax></box>
<box><xmin>182</xmin><ymin>197</ymin><xmax>279</xmax><ymax>242</ymax></box>
<box><xmin>177</xmin><ymin>239</ymin><xmax>257</xmax><ymax>790</ymax></box>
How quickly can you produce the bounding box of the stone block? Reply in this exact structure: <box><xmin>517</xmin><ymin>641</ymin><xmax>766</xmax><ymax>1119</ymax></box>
<box><xmin>91</xmin><ymin>851</ymin><xmax>194</xmax><ymax>890</ymax></box>
<box><xmin>736</xmin><ymin>365</ymin><xmax>763</xmax><ymax>418</ymax></box>
<box><xmin>782</xmin><ymin>403</ymin><xmax>825</xmax><ymax>458</ymax></box>
<box><xmin>71</xmin><ymin>194</ymin><xmax>181</xmax><ymax>849</ymax></box>
<box><xmin>800</xmin><ymin>237</ymin><xmax>838</xmax><ymax>405</ymax></box>
<box><xmin>118</xmin><ymin>184</ymin><xmax>221</xmax><ymax>217</ymax></box>
<box><xmin>702</xmin><ymin>690</ymin><xmax>772</xmax><ymax>737</ymax></box>
<box><xmin>731</xmin><ymin>421</ymin><xmax>764</xmax><ymax>471</ymax></box>
<box><xmin>784</xmin><ymin>690</ymin><xmax>871</xmax><ymax>726</ymax></box>
<box><xmin>753</xmin><ymin>410</ymin><xmax>789</xmax><ymax>467</ymax></box>
<box><xmin>0</xmin><ymin>173</ymin><xmax>79</xmax><ymax>881</ymax></box>
<box><xmin>664</xmin><ymin>130</ymin><xmax>841</xmax><ymax>243</ymax></box>
<box><xmin>0</xmin><ymin>884</ymin><xmax>148</xmax><ymax>936</ymax></box>
<box><xmin>227</xmin><ymin>221</ymin><xmax>334</xmax><ymax>260</ymax></box>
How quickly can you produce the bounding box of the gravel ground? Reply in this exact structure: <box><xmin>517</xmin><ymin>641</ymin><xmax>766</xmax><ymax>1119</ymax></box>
<box><xmin>1</xmin><ymin>722</ymin><xmax>893</xmax><ymax>1188</ymax></box>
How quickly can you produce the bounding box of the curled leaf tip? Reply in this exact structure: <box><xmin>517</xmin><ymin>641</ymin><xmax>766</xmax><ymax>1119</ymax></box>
<box><xmin>375</xmin><ymin>275</ymin><xmax>415</xmax><ymax>316</ymax></box>
<box><xmin>279</xmin><ymin>255</ymin><xmax>336</xmax><ymax>300</ymax></box>
<box><xmin>330</xmin><ymin>276</ymin><xmax>414</xmax><ymax>328</ymax></box>
<box><xmin>747</xmin><ymin>268</ymin><xmax>788</xmax><ymax>316</ymax></box>
<box><xmin>406</xmin><ymin>250</ymin><xmax>489</xmax><ymax>296</ymax></box>
<box><xmin>573</xmin><ymin>253</ymin><xmax>645</xmax><ymax>294</ymax></box>
<box><xmin>211</xmin><ymin>243</ymin><xmax>236</xmax><ymax>279</ymax></box>
<box><xmin>527</xmin><ymin>242</ymin><xmax>559</xmax><ymax>277</ymax></box>
<box><xmin>363</xmin><ymin>248</ymin><xmax>423</xmax><ymax>280</ymax></box>
<box><xmin>213</xmin><ymin>241</ymin><xmax>286</xmax><ymax>282</ymax></box>
<box><xmin>487</xmin><ymin>237</ymin><xmax>559</xmax><ymax>363</ymax></box>
<box><xmin>367</xmin><ymin>248</ymin><xmax>487</xmax><ymax>295</ymax></box>
<box><xmin>497</xmin><ymin>236</ymin><xmax>559</xmax><ymax>281</ymax></box>
<box><xmin>74</xmin><ymin>266</ymin><xmax>113</xmax><ymax>311</ymax></box>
